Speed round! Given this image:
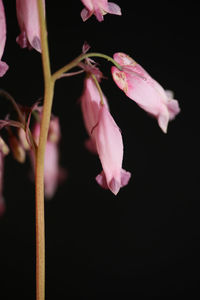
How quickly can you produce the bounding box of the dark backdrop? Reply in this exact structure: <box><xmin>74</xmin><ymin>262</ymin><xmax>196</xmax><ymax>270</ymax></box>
<box><xmin>0</xmin><ymin>1</ymin><xmax>199</xmax><ymax>299</ymax></box>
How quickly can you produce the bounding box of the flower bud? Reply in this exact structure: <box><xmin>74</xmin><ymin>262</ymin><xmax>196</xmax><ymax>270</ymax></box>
<box><xmin>8</xmin><ymin>133</ymin><xmax>26</xmax><ymax>163</ymax></box>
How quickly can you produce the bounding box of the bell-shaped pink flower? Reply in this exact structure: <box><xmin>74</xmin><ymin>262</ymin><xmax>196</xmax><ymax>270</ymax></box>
<box><xmin>31</xmin><ymin>116</ymin><xmax>66</xmax><ymax>199</ymax></box>
<box><xmin>16</xmin><ymin>0</ymin><xmax>45</xmax><ymax>52</ymax></box>
<box><xmin>80</xmin><ymin>0</ymin><xmax>121</xmax><ymax>22</ymax></box>
<box><xmin>80</xmin><ymin>76</ymin><xmax>131</xmax><ymax>194</ymax></box>
<box><xmin>94</xmin><ymin>106</ymin><xmax>131</xmax><ymax>195</ymax></box>
<box><xmin>111</xmin><ymin>52</ymin><xmax>180</xmax><ymax>133</ymax></box>
<box><xmin>0</xmin><ymin>0</ymin><xmax>9</xmax><ymax>77</ymax></box>
<box><xmin>0</xmin><ymin>137</ymin><xmax>9</xmax><ymax>216</ymax></box>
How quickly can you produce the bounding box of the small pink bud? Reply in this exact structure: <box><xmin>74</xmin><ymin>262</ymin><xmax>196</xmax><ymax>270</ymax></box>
<box><xmin>111</xmin><ymin>52</ymin><xmax>180</xmax><ymax>133</ymax></box>
<box><xmin>18</xmin><ymin>128</ymin><xmax>30</xmax><ymax>150</ymax></box>
<box><xmin>0</xmin><ymin>0</ymin><xmax>9</xmax><ymax>77</ymax></box>
<box><xmin>80</xmin><ymin>0</ymin><xmax>121</xmax><ymax>22</ymax></box>
<box><xmin>16</xmin><ymin>0</ymin><xmax>45</xmax><ymax>52</ymax></box>
<box><xmin>0</xmin><ymin>136</ymin><xmax>9</xmax><ymax>156</ymax></box>
<box><xmin>8</xmin><ymin>133</ymin><xmax>26</xmax><ymax>163</ymax></box>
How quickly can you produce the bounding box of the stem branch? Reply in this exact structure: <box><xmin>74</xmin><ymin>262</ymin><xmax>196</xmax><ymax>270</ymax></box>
<box><xmin>52</xmin><ymin>52</ymin><xmax>122</xmax><ymax>81</ymax></box>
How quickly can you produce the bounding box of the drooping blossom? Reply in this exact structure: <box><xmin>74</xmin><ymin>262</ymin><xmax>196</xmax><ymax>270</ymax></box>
<box><xmin>16</xmin><ymin>0</ymin><xmax>45</xmax><ymax>52</ymax></box>
<box><xmin>80</xmin><ymin>76</ymin><xmax>131</xmax><ymax>194</ymax></box>
<box><xmin>111</xmin><ymin>52</ymin><xmax>180</xmax><ymax>133</ymax></box>
<box><xmin>0</xmin><ymin>0</ymin><xmax>9</xmax><ymax>77</ymax></box>
<box><xmin>0</xmin><ymin>137</ymin><xmax>9</xmax><ymax>216</ymax></box>
<box><xmin>94</xmin><ymin>106</ymin><xmax>131</xmax><ymax>195</ymax></box>
<box><xmin>31</xmin><ymin>114</ymin><xmax>66</xmax><ymax>199</ymax></box>
<box><xmin>80</xmin><ymin>0</ymin><xmax>121</xmax><ymax>22</ymax></box>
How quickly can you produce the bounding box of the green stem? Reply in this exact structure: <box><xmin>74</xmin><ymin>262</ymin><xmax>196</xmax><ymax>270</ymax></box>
<box><xmin>52</xmin><ymin>52</ymin><xmax>122</xmax><ymax>81</ymax></box>
<box><xmin>36</xmin><ymin>1</ymin><xmax>55</xmax><ymax>300</ymax></box>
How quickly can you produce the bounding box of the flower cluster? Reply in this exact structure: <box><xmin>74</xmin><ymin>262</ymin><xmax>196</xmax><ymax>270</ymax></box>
<box><xmin>0</xmin><ymin>0</ymin><xmax>180</xmax><ymax>216</ymax></box>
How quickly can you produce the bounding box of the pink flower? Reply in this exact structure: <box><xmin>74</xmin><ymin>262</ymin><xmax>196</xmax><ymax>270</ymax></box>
<box><xmin>0</xmin><ymin>137</ymin><xmax>9</xmax><ymax>216</ymax></box>
<box><xmin>111</xmin><ymin>52</ymin><xmax>180</xmax><ymax>133</ymax></box>
<box><xmin>31</xmin><ymin>115</ymin><xmax>66</xmax><ymax>199</ymax></box>
<box><xmin>80</xmin><ymin>0</ymin><xmax>121</xmax><ymax>22</ymax></box>
<box><xmin>16</xmin><ymin>0</ymin><xmax>45</xmax><ymax>52</ymax></box>
<box><xmin>0</xmin><ymin>0</ymin><xmax>9</xmax><ymax>77</ymax></box>
<box><xmin>94</xmin><ymin>106</ymin><xmax>131</xmax><ymax>195</ymax></box>
<box><xmin>80</xmin><ymin>76</ymin><xmax>131</xmax><ymax>194</ymax></box>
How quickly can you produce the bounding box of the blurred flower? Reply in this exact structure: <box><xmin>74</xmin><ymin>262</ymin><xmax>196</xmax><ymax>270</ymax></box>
<box><xmin>0</xmin><ymin>137</ymin><xmax>9</xmax><ymax>216</ymax></box>
<box><xmin>111</xmin><ymin>52</ymin><xmax>180</xmax><ymax>133</ymax></box>
<box><xmin>31</xmin><ymin>114</ymin><xmax>66</xmax><ymax>199</ymax></box>
<box><xmin>16</xmin><ymin>0</ymin><xmax>45</xmax><ymax>52</ymax></box>
<box><xmin>18</xmin><ymin>127</ymin><xmax>30</xmax><ymax>151</ymax></box>
<box><xmin>8</xmin><ymin>132</ymin><xmax>26</xmax><ymax>163</ymax></box>
<box><xmin>80</xmin><ymin>0</ymin><xmax>121</xmax><ymax>22</ymax></box>
<box><xmin>80</xmin><ymin>76</ymin><xmax>131</xmax><ymax>194</ymax></box>
<box><xmin>0</xmin><ymin>0</ymin><xmax>9</xmax><ymax>77</ymax></box>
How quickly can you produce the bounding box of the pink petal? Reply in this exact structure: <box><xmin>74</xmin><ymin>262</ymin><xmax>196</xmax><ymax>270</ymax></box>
<box><xmin>96</xmin><ymin>169</ymin><xmax>131</xmax><ymax>195</ymax></box>
<box><xmin>120</xmin><ymin>169</ymin><xmax>131</xmax><ymax>187</ymax></box>
<box><xmin>107</xmin><ymin>2</ymin><xmax>122</xmax><ymax>15</ymax></box>
<box><xmin>80</xmin><ymin>8</ymin><xmax>91</xmax><ymax>21</ymax></box>
<box><xmin>0</xmin><ymin>61</ymin><xmax>9</xmax><ymax>77</ymax></box>
<box><xmin>16</xmin><ymin>0</ymin><xmax>44</xmax><ymax>52</ymax></box>
<box><xmin>167</xmin><ymin>98</ymin><xmax>181</xmax><ymax>120</ymax></box>
<box><xmin>0</xmin><ymin>0</ymin><xmax>8</xmax><ymax>76</ymax></box>
<box><xmin>80</xmin><ymin>0</ymin><xmax>121</xmax><ymax>21</ymax></box>
<box><xmin>95</xmin><ymin>171</ymin><xmax>107</xmax><ymax>189</ymax></box>
<box><xmin>94</xmin><ymin>8</ymin><xmax>104</xmax><ymax>22</ymax></box>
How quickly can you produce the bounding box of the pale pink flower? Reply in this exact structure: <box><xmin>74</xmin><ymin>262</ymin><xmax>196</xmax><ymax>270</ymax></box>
<box><xmin>80</xmin><ymin>76</ymin><xmax>131</xmax><ymax>194</ymax></box>
<box><xmin>94</xmin><ymin>106</ymin><xmax>131</xmax><ymax>195</ymax></box>
<box><xmin>16</xmin><ymin>0</ymin><xmax>45</xmax><ymax>52</ymax></box>
<box><xmin>111</xmin><ymin>52</ymin><xmax>180</xmax><ymax>133</ymax></box>
<box><xmin>31</xmin><ymin>116</ymin><xmax>65</xmax><ymax>199</ymax></box>
<box><xmin>0</xmin><ymin>137</ymin><xmax>9</xmax><ymax>216</ymax></box>
<box><xmin>0</xmin><ymin>0</ymin><xmax>9</xmax><ymax>77</ymax></box>
<box><xmin>80</xmin><ymin>0</ymin><xmax>121</xmax><ymax>22</ymax></box>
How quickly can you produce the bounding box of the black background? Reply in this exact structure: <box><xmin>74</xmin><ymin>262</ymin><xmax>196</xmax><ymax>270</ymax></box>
<box><xmin>0</xmin><ymin>1</ymin><xmax>199</xmax><ymax>299</ymax></box>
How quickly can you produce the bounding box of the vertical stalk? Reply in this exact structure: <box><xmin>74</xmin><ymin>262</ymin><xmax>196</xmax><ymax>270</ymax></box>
<box><xmin>36</xmin><ymin>1</ymin><xmax>55</xmax><ymax>300</ymax></box>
